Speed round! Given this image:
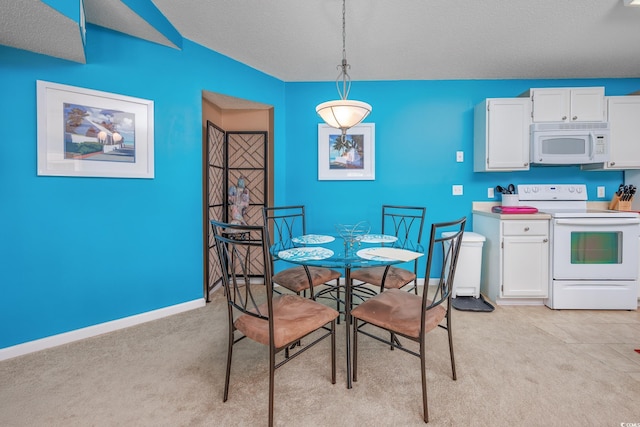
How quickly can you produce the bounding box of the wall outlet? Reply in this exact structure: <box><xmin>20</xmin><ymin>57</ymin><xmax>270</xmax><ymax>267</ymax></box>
<box><xmin>452</xmin><ymin>185</ymin><xmax>463</xmax><ymax>196</ymax></box>
<box><xmin>488</xmin><ymin>187</ymin><xmax>495</xmax><ymax>198</ymax></box>
<box><xmin>597</xmin><ymin>186</ymin><xmax>605</xmax><ymax>198</ymax></box>
<box><xmin>456</xmin><ymin>151</ymin><xmax>464</xmax><ymax>162</ymax></box>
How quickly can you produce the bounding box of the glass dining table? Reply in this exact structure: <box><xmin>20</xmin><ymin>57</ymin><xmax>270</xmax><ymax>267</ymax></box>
<box><xmin>271</xmin><ymin>231</ymin><xmax>424</xmax><ymax>389</ymax></box>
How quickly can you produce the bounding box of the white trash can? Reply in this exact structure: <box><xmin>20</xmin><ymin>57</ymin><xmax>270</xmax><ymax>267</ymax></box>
<box><xmin>442</xmin><ymin>231</ymin><xmax>486</xmax><ymax>298</ymax></box>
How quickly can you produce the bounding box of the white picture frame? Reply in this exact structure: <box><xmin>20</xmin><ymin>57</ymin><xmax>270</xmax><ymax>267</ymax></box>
<box><xmin>318</xmin><ymin>123</ymin><xmax>375</xmax><ymax>181</ymax></box>
<box><xmin>37</xmin><ymin>80</ymin><xmax>154</xmax><ymax>178</ymax></box>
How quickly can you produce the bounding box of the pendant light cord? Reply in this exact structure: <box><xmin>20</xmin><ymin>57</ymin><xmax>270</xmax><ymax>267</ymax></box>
<box><xmin>337</xmin><ymin>0</ymin><xmax>351</xmax><ymax>101</ymax></box>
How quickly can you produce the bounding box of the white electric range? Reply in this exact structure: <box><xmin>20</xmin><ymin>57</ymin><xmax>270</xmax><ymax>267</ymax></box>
<box><xmin>518</xmin><ymin>184</ymin><xmax>639</xmax><ymax>310</ymax></box>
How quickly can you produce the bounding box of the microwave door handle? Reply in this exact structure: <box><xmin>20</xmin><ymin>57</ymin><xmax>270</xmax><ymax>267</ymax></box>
<box><xmin>589</xmin><ymin>132</ymin><xmax>595</xmax><ymax>160</ymax></box>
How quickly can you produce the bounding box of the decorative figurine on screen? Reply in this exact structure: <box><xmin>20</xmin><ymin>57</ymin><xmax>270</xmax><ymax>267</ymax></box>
<box><xmin>228</xmin><ymin>176</ymin><xmax>250</xmax><ymax>225</ymax></box>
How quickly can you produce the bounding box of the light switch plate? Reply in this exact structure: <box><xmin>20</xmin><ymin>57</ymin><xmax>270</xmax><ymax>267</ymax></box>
<box><xmin>488</xmin><ymin>187</ymin><xmax>494</xmax><ymax>198</ymax></box>
<box><xmin>597</xmin><ymin>186</ymin><xmax>605</xmax><ymax>198</ymax></box>
<box><xmin>456</xmin><ymin>151</ymin><xmax>464</xmax><ymax>162</ymax></box>
<box><xmin>452</xmin><ymin>185</ymin><xmax>463</xmax><ymax>196</ymax></box>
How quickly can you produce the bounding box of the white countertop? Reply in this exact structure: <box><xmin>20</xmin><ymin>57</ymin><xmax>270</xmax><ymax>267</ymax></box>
<box><xmin>472</xmin><ymin>200</ymin><xmax>616</xmax><ymax>220</ymax></box>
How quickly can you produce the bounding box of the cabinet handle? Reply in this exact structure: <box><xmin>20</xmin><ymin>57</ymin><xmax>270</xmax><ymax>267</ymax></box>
<box><xmin>562</xmin><ymin>116</ymin><xmax>567</xmax><ymax>121</ymax></box>
<box><xmin>610</xmin><ymin>162</ymin><xmax>615</xmax><ymax>166</ymax></box>
<box><xmin>524</xmin><ymin>227</ymin><xmax>530</xmax><ymax>232</ymax></box>
<box><xmin>543</xmin><ymin>238</ymin><xmax>548</xmax><ymax>243</ymax></box>
<box><xmin>572</xmin><ymin>116</ymin><xmax>578</xmax><ymax>121</ymax></box>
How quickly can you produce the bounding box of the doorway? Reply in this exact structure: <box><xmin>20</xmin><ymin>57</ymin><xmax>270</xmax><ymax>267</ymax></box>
<box><xmin>202</xmin><ymin>92</ymin><xmax>274</xmax><ymax>301</ymax></box>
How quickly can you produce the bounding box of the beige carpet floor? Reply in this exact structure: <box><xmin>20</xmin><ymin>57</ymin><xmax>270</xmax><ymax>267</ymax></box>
<box><xmin>1</xmin><ymin>287</ymin><xmax>640</xmax><ymax>427</ymax></box>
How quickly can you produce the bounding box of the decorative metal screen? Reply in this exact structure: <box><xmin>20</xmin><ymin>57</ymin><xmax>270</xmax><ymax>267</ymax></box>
<box><xmin>206</xmin><ymin>124</ymin><xmax>267</xmax><ymax>301</ymax></box>
<box><xmin>207</xmin><ymin>122</ymin><xmax>225</xmax><ymax>300</ymax></box>
<box><xmin>226</xmin><ymin>131</ymin><xmax>268</xmax><ymax>282</ymax></box>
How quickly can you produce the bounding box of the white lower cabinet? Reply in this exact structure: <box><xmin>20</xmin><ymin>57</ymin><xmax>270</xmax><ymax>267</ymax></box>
<box><xmin>473</xmin><ymin>214</ymin><xmax>549</xmax><ymax>304</ymax></box>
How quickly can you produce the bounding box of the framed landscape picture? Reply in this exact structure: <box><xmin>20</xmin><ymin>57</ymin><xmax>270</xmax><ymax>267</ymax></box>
<box><xmin>318</xmin><ymin>123</ymin><xmax>375</xmax><ymax>180</ymax></box>
<box><xmin>37</xmin><ymin>80</ymin><xmax>154</xmax><ymax>178</ymax></box>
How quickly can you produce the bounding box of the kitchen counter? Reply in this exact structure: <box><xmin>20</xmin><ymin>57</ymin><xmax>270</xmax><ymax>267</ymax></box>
<box><xmin>472</xmin><ymin>202</ymin><xmax>551</xmax><ymax>220</ymax></box>
<box><xmin>472</xmin><ymin>201</ymin><xmax>613</xmax><ymax>220</ymax></box>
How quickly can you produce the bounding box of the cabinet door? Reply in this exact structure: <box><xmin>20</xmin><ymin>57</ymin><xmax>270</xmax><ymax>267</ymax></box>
<box><xmin>605</xmin><ymin>96</ymin><xmax>640</xmax><ymax>169</ymax></box>
<box><xmin>531</xmin><ymin>89</ymin><xmax>569</xmax><ymax>122</ymax></box>
<box><xmin>475</xmin><ymin>98</ymin><xmax>530</xmax><ymax>171</ymax></box>
<box><xmin>570</xmin><ymin>87</ymin><xmax>605</xmax><ymax>122</ymax></box>
<box><xmin>531</xmin><ymin>87</ymin><xmax>604</xmax><ymax>122</ymax></box>
<box><xmin>502</xmin><ymin>235</ymin><xmax>549</xmax><ymax>297</ymax></box>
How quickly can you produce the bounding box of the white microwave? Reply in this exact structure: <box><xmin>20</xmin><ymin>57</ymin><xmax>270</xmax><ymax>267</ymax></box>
<box><xmin>530</xmin><ymin>122</ymin><xmax>610</xmax><ymax>165</ymax></box>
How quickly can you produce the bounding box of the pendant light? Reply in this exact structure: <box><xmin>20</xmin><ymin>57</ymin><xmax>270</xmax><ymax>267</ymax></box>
<box><xmin>316</xmin><ymin>0</ymin><xmax>371</xmax><ymax>133</ymax></box>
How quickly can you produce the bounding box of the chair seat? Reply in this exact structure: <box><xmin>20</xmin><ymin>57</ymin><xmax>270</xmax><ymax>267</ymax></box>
<box><xmin>351</xmin><ymin>266</ymin><xmax>415</xmax><ymax>290</ymax></box>
<box><xmin>351</xmin><ymin>288</ymin><xmax>446</xmax><ymax>339</ymax></box>
<box><xmin>235</xmin><ymin>294</ymin><xmax>339</xmax><ymax>349</ymax></box>
<box><xmin>273</xmin><ymin>266</ymin><xmax>341</xmax><ymax>293</ymax></box>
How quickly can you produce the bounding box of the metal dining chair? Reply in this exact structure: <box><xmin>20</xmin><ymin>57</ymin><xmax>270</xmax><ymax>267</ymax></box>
<box><xmin>351</xmin><ymin>217</ymin><xmax>466</xmax><ymax>423</ymax></box>
<box><xmin>262</xmin><ymin>205</ymin><xmax>341</xmax><ymax>300</ymax></box>
<box><xmin>211</xmin><ymin>219</ymin><xmax>339</xmax><ymax>427</ymax></box>
<box><xmin>350</xmin><ymin>205</ymin><xmax>426</xmax><ymax>300</ymax></box>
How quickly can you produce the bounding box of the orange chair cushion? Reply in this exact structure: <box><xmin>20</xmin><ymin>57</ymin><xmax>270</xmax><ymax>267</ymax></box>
<box><xmin>273</xmin><ymin>266</ymin><xmax>341</xmax><ymax>293</ymax></box>
<box><xmin>234</xmin><ymin>294</ymin><xmax>339</xmax><ymax>349</ymax></box>
<box><xmin>351</xmin><ymin>266</ymin><xmax>416</xmax><ymax>289</ymax></box>
<box><xmin>351</xmin><ymin>288</ymin><xmax>446</xmax><ymax>339</ymax></box>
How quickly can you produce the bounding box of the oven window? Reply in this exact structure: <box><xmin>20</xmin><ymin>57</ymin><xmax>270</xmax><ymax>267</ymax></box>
<box><xmin>570</xmin><ymin>232</ymin><xmax>621</xmax><ymax>264</ymax></box>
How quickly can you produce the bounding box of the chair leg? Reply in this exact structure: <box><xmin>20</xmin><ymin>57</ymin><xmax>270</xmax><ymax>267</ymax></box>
<box><xmin>331</xmin><ymin>319</ymin><xmax>336</xmax><ymax>384</ymax></box>
<box><xmin>420</xmin><ymin>341</ymin><xmax>429</xmax><ymax>423</ymax></box>
<box><xmin>447</xmin><ymin>310</ymin><xmax>457</xmax><ymax>380</ymax></box>
<box><xmin>269</xmin><ymin>346</ymin><xmax>275</xmax><ymax>427</ymax></box>
<box><xmin>224</xmin><ymin>327</ymin><xmax>234</xmax><ymax>402</ymax></box>
<box><xmin>352</xmin><ymin>319</ymin><xmax>358</xmax><ymax>382</ymax></box>
<box><xmin>336</xmin><ymin>278</ymin><xmax>341</xmax><ymax>325</ymax></box>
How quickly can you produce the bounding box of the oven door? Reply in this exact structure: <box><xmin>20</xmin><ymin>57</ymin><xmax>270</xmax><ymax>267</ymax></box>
<box><xmin>552</xmin><ymin>217</ymin><xmax>639</xmax><ymax>280</ymax></box>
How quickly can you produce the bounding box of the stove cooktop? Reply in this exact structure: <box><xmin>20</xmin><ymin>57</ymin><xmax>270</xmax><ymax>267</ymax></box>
<box><xmin>541</xmin><ymin>208</ymin><xmax>639</xmax><ymax>218</ymax></box>
<box><xmin>517</xmin><ymin>184</ymin><xmax>639</xmax><ymax>219</ymax></box>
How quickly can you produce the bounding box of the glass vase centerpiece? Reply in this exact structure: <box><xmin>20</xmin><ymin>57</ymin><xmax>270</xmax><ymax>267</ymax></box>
<box><xmin>335</xmin><ymin>221</ymin><xmax>371</xmax><ymax>256</ymax></box>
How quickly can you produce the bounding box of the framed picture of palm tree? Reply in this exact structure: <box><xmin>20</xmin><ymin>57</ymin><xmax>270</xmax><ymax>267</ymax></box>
<box><xmin>317</xmin><ymin>123</ymin><xmax>375</xmax><ymax>180</ymax></box>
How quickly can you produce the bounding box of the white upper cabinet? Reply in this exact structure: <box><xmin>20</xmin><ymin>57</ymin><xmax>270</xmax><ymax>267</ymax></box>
<box><xmin>583</xmin><ymin>96</ymin><xmax>640</xmax><ymax>170</ymax></box>
<box><xmin>474</xmin><ymin>98</ymin><xmax>531</xmax><ymax>172</ymax></box>
<box><xmin>528</xmin><ymin>87</ymin><xmax>605</xmax><ymax>123</ymax></box>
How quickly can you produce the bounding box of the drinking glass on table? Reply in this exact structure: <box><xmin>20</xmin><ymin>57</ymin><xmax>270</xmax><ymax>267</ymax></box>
<box><xmin>335</xmin><ymin>221</ymin><xmax>371</xmax><ymax>256</ymax></box>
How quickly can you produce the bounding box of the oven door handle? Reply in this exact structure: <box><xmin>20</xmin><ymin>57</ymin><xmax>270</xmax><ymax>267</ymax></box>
<box><xmin>555</xmin><ymin>219</ymin><xmax>640</xmax><ymax>226</ymax></box>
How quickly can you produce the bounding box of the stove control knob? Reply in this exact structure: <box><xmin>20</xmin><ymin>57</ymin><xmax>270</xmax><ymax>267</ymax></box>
<box><xmin>532</xmin><ymin>186</ymin><xmax>539</xmax><ymax>193</ymax></box>
<box><xmin>576</xmin><ymin>187</ymin><xmax>583</xmax><ymax>193</ymax></box>
<box><xmin>568</xmin><ymin>186</ymin><xmax>575</xmax><ymax>193</ymax></box>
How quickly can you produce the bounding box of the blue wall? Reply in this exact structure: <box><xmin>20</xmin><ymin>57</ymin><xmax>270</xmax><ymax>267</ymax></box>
<box><xmin>285</xmin><ymin>79</ymin><xmax>640</xmax><ymax>225</ymax></box>
<box><xmin>2</xmin><ymin>22</ymin><xmax>640</xmax><ymax>350</ymax></box>
<box><xmin>0</xmin><ymin>25</ymin><xmax>285</xmax><ymax>349</ymax></box>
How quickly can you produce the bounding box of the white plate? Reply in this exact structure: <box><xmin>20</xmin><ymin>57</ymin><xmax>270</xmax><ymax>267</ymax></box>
<box><xmin>360</xmin><ymin>234</ymin><xmax>398</xmax><ymax>244</ymax></box>
<box><xmin>278</xmin><ymin>247</ymin><xmax>334</xmax><ymax>261</ymax></box>
<box><xmin>291</xmin><ymin>234</ymin><xmax>335</xmax><ymax>245</ymax></box>
<box><xmin>356</xmin><ymin>247</ymin><xmax>391</xmax><ymax>261</ymax></box>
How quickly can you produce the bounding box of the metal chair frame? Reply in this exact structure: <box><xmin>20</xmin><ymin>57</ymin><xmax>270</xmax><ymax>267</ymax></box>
<box><xmin>351</xmin><ymin>205</ymin><xmax>426</xmax><ymax>300</ymax></box>
<box><xmin>211</xmin><ymin>219</ymin><xmax>337</xmax><ymax>427</ymax></box>
<box><xmin>262</xmin><ymin>205</ymin><xmax>342</xmax><ymax>315</ymax></box>
<box><xmin>352</xmin><ymin>217</ymin><xmax>466</xmax><ymax>423</ymax></box>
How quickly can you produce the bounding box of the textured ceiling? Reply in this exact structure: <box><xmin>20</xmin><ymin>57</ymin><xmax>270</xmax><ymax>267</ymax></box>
<box><xmin>2</xmin><ymin>0</ymin><xmax>640</xmax><ymax>83</ymax></box>
<box><xmin>150</xmin><ymin>0</ymin><xmax>640</xmax><ymax>82</ymax></box>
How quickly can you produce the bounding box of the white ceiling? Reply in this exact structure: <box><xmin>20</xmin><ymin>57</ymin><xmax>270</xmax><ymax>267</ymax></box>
<box><xmin>150</xmin><ymin>0</ymin><xmax>640</xmax><ymax>82</ymax></box>
<box><xmin>2</xmin><ymin>0</ymin><xmax>640</xmax><ymax>83</ymax></box>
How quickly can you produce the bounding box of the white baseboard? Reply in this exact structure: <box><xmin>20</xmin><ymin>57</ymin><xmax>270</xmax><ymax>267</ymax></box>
<box><xmin>0</xmin><ymin>298</ymin><xmax>206</xmax><ymax>362</ymax></box>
